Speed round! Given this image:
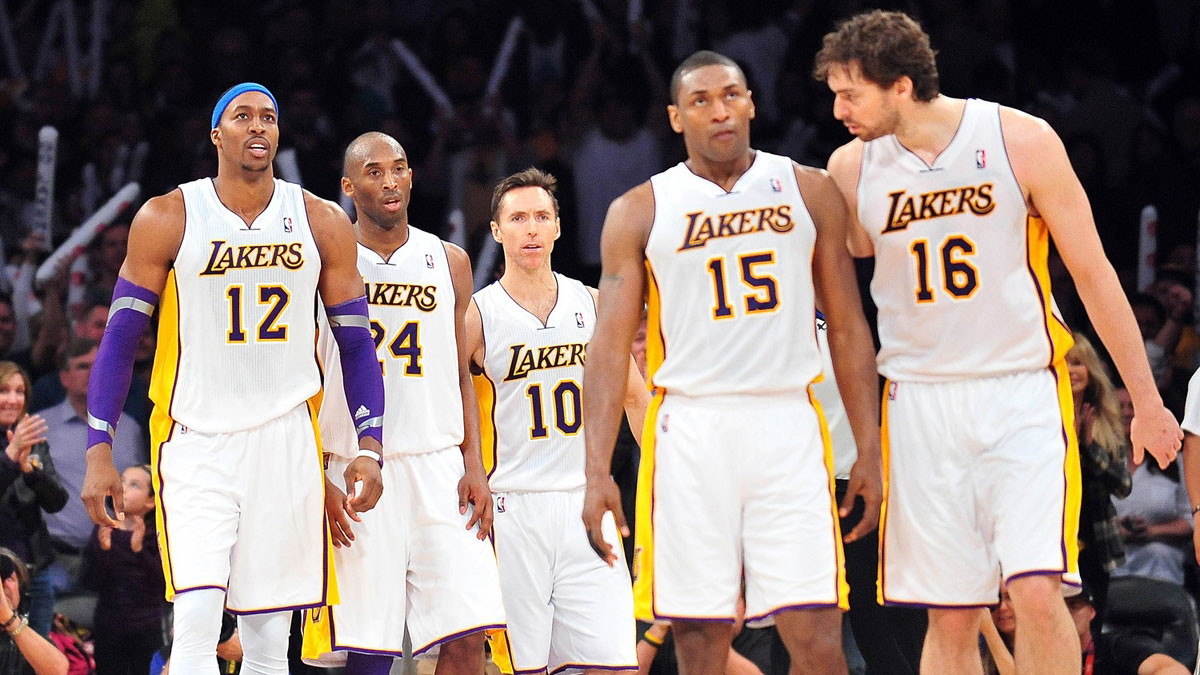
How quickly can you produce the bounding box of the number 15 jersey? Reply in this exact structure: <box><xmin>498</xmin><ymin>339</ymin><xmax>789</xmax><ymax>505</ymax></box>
<box><xmin>857</xmin><ymin>98</ymin><xmax>1073</xmax><ymax>382</ymax></box>
<box><xmin>644</xmin><ymin>151</ymin><xmax>821</xmax><ymax>398</ymax></box>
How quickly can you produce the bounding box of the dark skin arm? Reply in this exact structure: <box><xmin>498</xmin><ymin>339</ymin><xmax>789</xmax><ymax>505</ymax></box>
<box><xmin>582</xmin><ymin>182</ymin><xmax>653</xmax><ymax>565</ymax></box>
<box><xmin>82</xmin><ymin>191</ymin><xmax>183</xmax><ymax>527</ymax></box>
<box><xmin>307</xmin><ymin>192</ymin><xmax>384</xmax><ymax>512</ymax></box>
<box><xmin>796</xmin><ymin>164</ymin><xmax>882</xmax><ymax>543</ymax></box>
<box><xmin>445</xmin><ymin>242</ymin><xmax>492</xmax><ymax>539</ymax></box>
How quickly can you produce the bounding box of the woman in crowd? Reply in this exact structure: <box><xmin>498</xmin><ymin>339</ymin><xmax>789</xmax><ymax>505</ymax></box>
<box><xmin>0</xmin><ymin>362</ymin><xmax>66</xmax><ymax>637</ymax></box>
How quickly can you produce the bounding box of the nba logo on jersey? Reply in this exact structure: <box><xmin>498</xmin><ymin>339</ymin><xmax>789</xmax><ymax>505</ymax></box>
<box><xmin>425</xmin><ymin>254</ymin><xmax>435</xmax><ymax>269</ymax></box>
<box><xmin>975</xmin><ymin>149</ymin><xmax>987</xmax><ymax>169</ymax></box>
<box><xmin>496</xmin><ymin>495</ymin><xmax>506</xmax><ymax>513</ymax></box>
<box><xmin>575</xmin><ymin>312</ymin><xmax>585</xmax><ymax>328</ymax></box>
<box><xmin>769</xmin><ymin>177</ymin><xmax>783</xmax><ymax>193</ymax></box>
<box><xmin>283</xmin><ymin>217</ymin><xmax>293</xmax><ymax>233</ymax></box>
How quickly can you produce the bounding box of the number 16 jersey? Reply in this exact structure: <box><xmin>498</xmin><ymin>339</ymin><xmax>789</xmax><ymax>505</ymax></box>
<box><xmin>644</xmin><ymin>151</ymin><xmax>821</xmax><ymax>398</ymax></box>
<box><xmin>857</xmin><ymin>98</ymin><xmax>1073</xmax><ymax>382</ymax></box>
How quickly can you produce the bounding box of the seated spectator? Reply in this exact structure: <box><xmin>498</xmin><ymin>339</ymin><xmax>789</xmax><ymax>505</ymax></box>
<box><xmin>983</xmin><ymin>583</ymin><xmax>1189</xmax><ymax>674</ymax></box>
<box><xmin>38</xmin><ymin>339</ymin><xmax>145</xmax><ymax>611</ymax></box>
<box><xmin>83</xmin><ymin>464</ymin><xmax>163</xmax><ymax>675</ymax></box>
<box><xmin>0</xmin><ymin>548</ymin><xmax>69</xmax><ymax>675</ymax></box>
<box><xmin>1111</xmin><ymin>455</ymin><xmax>1191</xmax><ymax>587</ymax></box>
<box><xmin>0</xmin><ymin>361</ymin><xmax>66</xmax><ymax>637</ymax></box>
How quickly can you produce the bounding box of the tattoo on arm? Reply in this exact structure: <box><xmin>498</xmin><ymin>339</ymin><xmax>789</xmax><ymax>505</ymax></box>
<box><xmin>600</xmin><ymin>273</ymin><xmax>623</xmax><ymax>286</ymax></box>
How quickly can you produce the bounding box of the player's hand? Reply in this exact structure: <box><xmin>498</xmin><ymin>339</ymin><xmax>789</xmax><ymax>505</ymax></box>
<box><xmin>841</xmin><ymin>455</ymin><xmax>883</xmax><ymax>543</ymax></box>
<box><xmin>344</xmin><ymin>455</ymin><xmax>384</xmax><ymax>513</ymax></box>
<box><xmin>457</xmin><ymin>469</ymin><xmax>493</xmax><ymax>540</ymax></box>
<box><xmin>81</xmin><ymin>443</ymin><xmax>124</xmax><ymax>527</ymax></box>
<box><xmin>582</xmin><ymin>476</ymin><xmax>628</xmax><ymax>566</ymax></box>
<box><xmin>324</xmin><ymin>477</ymin><xmax>360</xmax><ymax>548</ymax></box>
<box><xmin>1130</xmin><ymin>404</ymin><xmax>1182</xmax><ymax>469</ymax></box>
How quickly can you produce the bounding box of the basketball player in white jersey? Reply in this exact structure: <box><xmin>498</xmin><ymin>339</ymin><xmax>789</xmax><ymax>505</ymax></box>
<box><xmin>303</xmin><ymin>132</ymin><xmax>505</xmax><ymax>675</ymax></box>
<box><xmin>582</xmin><ymin>51</ymin><xmax>883</xmax><ymax>675</ymax></box>
<box><xmin>815</xmin><ymin>11</ymin><xmax>1183</xmax><ymax>675</ymax></box>
<box><xmin>464</xmin><ymin>168</ymin><xmax>647</xmax><ymax>675</ymax></box>
<box><xmin>78</xmin><ymin>83</ymin><xmax>386</xmax><ymax>675</ymax></box>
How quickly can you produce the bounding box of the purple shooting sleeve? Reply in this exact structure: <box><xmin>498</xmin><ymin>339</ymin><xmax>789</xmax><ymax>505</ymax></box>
<box><xmin>87</xmin><ymin>278</ymin><xmax>158</xmax><ymax>448</ymax></box>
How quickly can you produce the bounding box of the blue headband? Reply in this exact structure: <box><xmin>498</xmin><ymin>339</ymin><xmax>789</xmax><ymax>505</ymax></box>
<box><xmin>211</xmin><ymin>82</ymin><xmax>279</xmax><ymax>129</ymax></box>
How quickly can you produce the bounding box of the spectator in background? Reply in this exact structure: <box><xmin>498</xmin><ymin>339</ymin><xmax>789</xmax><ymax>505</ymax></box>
<box><xmin>83</xmin><ymin>464</ymin><xmax>164</xmax><ymax>675</ymax></box>
<box><xmin>568</xmin><ymin>19</ymin><xmax>664</xmax><ymax>285</ymax></box>
<box><xmin>1131</xmin><ymin>293</ymin><xmax>1172</xmax><ymax>392</ymax></box>
<box><xmin>1067</xmin><ymin>333</ymin><xmax>1131</xmax><ymax>644</ymax></box>
<box><xmin>38</xmin><ymin>339</ymin><xmax>145</xmax><ymax>605</ymax></box>
<box><xmin>0</xmin><ymin>362</ymin><xmax>65</xmax><ymax>637</ymax></box>
<box><xmin>0</xmin><ymin>549</ymin><xmax>69</xmax><ymax>675</ymax></box>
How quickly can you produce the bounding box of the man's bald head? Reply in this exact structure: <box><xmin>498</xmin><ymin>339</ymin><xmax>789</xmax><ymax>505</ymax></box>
<box><xmin>342</xmin><ymin>131</ymin><xmax>406</xmax><ymax>177</ymax></box>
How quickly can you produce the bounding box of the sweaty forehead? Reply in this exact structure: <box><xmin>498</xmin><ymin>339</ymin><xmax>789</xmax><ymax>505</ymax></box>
<box><xmin>679</xmin><ymin>64</ymin><xmax>745</xmax><ymax>96</ymax></box>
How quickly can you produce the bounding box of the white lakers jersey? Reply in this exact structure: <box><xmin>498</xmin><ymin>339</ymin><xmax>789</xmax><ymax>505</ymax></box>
<box><xmin>644</xmin><ymin>151</ymin><xmax>822</xmax><ymax>398</ymax></box>
<box><xmin>318</xmin><ymin>227</ymin><xmax>463</xmax><ymax>458</ymax></box>
<box><xmin>474</xmin><ymin>275</ymin><xmax>594</xmax><ymax>493</ymax></box>
<box><xmin>857</xmin><ymin>99</ymin><xmax>1072</xmax><ymax>381</ymax></box>
<box><xmin>150</xmin><ymin>178</ymin><xmax>321</xmax><ymax>433</ymax></box>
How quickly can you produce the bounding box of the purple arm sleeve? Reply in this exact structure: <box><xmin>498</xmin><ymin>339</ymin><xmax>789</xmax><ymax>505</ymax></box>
<box><xmin>326</xmin><ymin>296</ymin><xmax>385</xmax><ymax>452</ymax></box>
<box><xmin>87</xmin><ymin>278</ymin><xmax>158</xmax><ymax>448</ymax></box>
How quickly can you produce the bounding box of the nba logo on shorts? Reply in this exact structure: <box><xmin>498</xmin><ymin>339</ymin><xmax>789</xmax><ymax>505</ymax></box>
<box><xmin>283</xmin><ymin>217</ymin><xmax>293</xmax><ymax>233</ymax></box>
<box><xmin>975</xmin><ymin>149</ymin><xmax>987</xmax><ymax>169</ymax></box>
<box><xmin>425</xmin><ymin>254</ymin><xmax>435</xmax><ymax>269</ymax></box>
<box><xmin>660</xmin><ymin>414</ymin><xmax>669</xmax><ymax>432</ymax></box>
<box><xmin>496</xmin><ymin>495</ymin><xmax>506</xmax><ymax>513</ymax></box>
<box><xmin>769</xmin><ymin>178</ymin><xmax>783</xmax><ymax>193</ymax></box>
<box><xmin>575</xmin><ymin>312</ymin><xmax>585</xmax><ymax>328</ymax></box>
<box><xmin>887</xmin><ymin>382</ymin><xmax>898</xmax><ymax>401</ymax></box>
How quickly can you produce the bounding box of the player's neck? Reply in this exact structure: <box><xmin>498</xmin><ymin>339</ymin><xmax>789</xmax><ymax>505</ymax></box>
<box><xmin>893</xmin><ymin>95</ymin><xmax>965</xmax><ymax>160</ymax></box>
<box><xmin>213</xmin><ymin>168</ymin><xmax>275</xmax><ymax>221</ymax></box>
<box><xmin>499</xmin><ymin>263</ymin><xmax>557</xmax><ymax>313</ymax></box>
<box><xmin>685</xmin><ymin>148</ymin><xmax>756</xmax><ymax>192</ymax></box>
<box><xmin>355</xmin><ymin>217</ymin><xmax>409</xmax><ymax>259</ymax></box>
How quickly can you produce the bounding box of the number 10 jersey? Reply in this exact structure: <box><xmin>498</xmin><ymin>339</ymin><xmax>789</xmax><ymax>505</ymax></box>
<box><xmin>644</xmin><ymin>151</ymin><xmax>822</xmax><ymax>398</ymax></box>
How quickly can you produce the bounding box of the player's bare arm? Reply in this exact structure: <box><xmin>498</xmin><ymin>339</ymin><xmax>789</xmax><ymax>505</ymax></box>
<box><xmin>308</xmin><ymin>191</ymin><xmax>386</xmax><ymax>510</ymax></box>
<box><xmin>583</xmin><ymin>182</ymin><xmax>653</xmax><ymax>564</ymax></box>
<box><xmin>588</xmin><ymin>286</ymin><xmax>652</xmax><ymax>448</ymax></box>
<box><xmin>446</xmin><ymin>242</ymin><xmax>493</xmax><ymax>539</ymax></box>
<box><xmin>826</xmin><ymin>141</ymin><xmax>874</xmax><ymax>258</ymax></box>
<box><xmin>1001</xmin><ymin>108</ymin><xmax>1182</xmax><ymax>468</ymax></box>
<box><xmin>82</xmin><ymin>192</ymin><xmax>184</xmax><ymax>528</ymax></box>
<box><xmin>1183</xmin><ymin>432</ymin><xmax>1200</xmax><ymax>563</ymax></box>
<box><xmin>799</xmin><ymin>163</ymin><xmax>882</xmax><ymax>543</ymax></box>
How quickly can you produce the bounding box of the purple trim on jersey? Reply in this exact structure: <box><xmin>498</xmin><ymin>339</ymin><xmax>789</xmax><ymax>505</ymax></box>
<box><xmin>744</xmin><ymin>601</ymin><xmax>843</xmax><ymax>624</ymax></box>
<box><xmin>333</xmin><ymin>646</ymin><xmax>405</xmax><ymax>658</ymax></box>
<box><xmin>411</xmin><ymin>623</ymin><xmax>506</xmax><ymax>656</ymax></box>
<box><xmin>1004</xmin><ymin>568</ymin><xmax>1071</xmax><ymax>584</ymax></box>
<box><xmin>155</xmin><ymin>422</ymin><xmax>180</xmax><ymax>592</ymax></box>
<box><xmin>549</xmin><ymin>664</ymin><xmax>638</xmax><ymax>674</ymax></box>
<box><xmin>326</xmin><ymin>296</ymin><xmax>385</xmax><ymax>451</ymax></box>
<box><xmin>87</xmin><ymin>277</ymin><xmax>158</xmax><ymax>447</ymax></box>
<box><xmin>648</xmin><ymin>614</ymin><xmax>735</xmax><ymax>624</ymax></box>
<box><xmin>514</xmin><ymin>667</ymin><xmax>548</xmax><ymax>675</ymax></box>
<box><xmin>881</xmin><ymin>599</ymin><xmax>996</xmax><ymax>610</ymax></box>
<box><xmin>172</xmin><ymin>584</ymin><xmax>228</xmax><ymax>595</ymax></box>
<box><xmin>225</xmin><ymin>599</ymin><xmax>327</xmax><ymax>616</ymax></box>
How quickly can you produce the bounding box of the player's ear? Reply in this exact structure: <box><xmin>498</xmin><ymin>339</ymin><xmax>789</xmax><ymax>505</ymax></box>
<box><xmin>667</xmin><ymin>105</ymin><xmax>683</xmax><ymax>135</ymax></box>
<box><xmin>894</xmin><ymin>76</ymin><xmax>913</xmax><ymax>100</ymax></box>
<box><xmin>490</xmin><ymin>220</ymin><xmax>502</xmax><ymax>243</ymax></box>
<box><xmin>553</xmin><ymin>216</ymin><xmax>561</xmax><ymax>241</ymax></box>
<box><xmin>210</xmin><ymin>127</ymin><xmax>220</xmax><ymax>147</ymax></box>
<box><xmin>341</xmin><ymin>177</ymin><xmax>354</xmax><ymax>199</ymax></box>
<box><xmin>747</xmin><ymin>90</ymin><xmax>755</xmax><ymax>121</ymax></box>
